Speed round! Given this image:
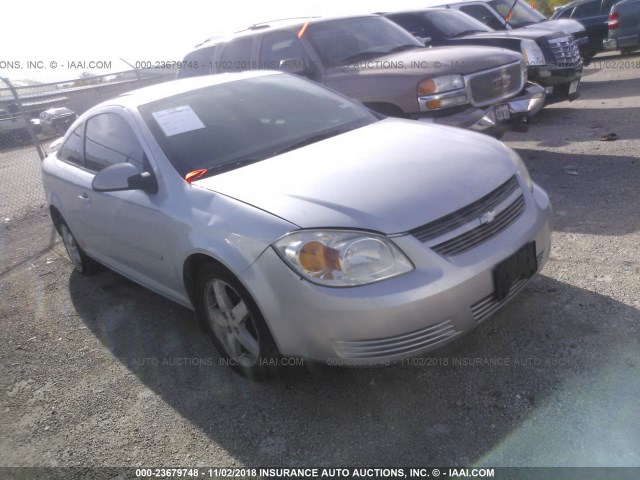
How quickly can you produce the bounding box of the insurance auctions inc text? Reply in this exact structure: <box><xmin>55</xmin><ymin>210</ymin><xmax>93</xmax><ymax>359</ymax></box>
<box><xmin>147</xmin><ymin>467</ymin><xmax>497</xmax><ymax>478</ymax></box>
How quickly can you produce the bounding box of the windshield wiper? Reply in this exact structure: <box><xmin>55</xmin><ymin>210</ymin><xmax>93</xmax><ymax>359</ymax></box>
<box><xmin>386</xmin><ymin>44</ymin><xmax>422</xmax><ymax>54</ymax></box>
<box><xmin>452</xmin><ymin>29</ymin><xmax>485</xmax><ymax>37</ymax></box>
<box><xmin>341</xmin><ymin>51</ymin><xmax>389</xmax><ymax>64</ymax></box>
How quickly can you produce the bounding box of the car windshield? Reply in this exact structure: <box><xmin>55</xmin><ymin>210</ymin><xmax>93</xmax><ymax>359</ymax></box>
<box><xmin>421</xmin><ymin>10</ymin><xmax>494</xmax><ymax>36</ymax></box>
<box><xmin>306</xmin><ymin>16</ymin><xmax>423</xmax><ymax>67</ymax></box>
<box><xmin>489</xmin><ymin>0</ymin><xmax>547</xmax><ymax>27</ymax></box>
<box><xmin>139</xmin><ymin>74</ymin><xmax>377</xmax><ymax>177</ymax></box>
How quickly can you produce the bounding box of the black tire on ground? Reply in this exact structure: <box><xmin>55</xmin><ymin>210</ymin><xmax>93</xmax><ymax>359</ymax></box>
<box><xmin>58</xmin><ymin>221</ymin><xmax>101</xmax><ymax>275</ymax></box>
<box><xmin>195</xmin><ymin>263</ymin><xmax>280</xmax><ymax>380</ymax></box>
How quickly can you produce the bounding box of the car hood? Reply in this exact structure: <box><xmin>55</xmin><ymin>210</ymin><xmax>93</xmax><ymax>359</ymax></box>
<box><xmin>193</xmin><ymin>119</ymin><xmax>516</xmax><ymax>234</ymax></box>
<box><xmin>336</xmin><ymin>45</ymin><xmax>523</xmax><ymax>76</ymax></box>
<box><xmin>521</xmin><ymin>19</ymin><xmax>586</xmax><ymax>36</ymax></box>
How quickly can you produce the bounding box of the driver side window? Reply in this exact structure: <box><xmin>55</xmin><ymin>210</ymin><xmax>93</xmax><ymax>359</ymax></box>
<box><xmin>85</xmin><ymin>113</ymin><xmax>145</xmax><ymax>173</ymax></box>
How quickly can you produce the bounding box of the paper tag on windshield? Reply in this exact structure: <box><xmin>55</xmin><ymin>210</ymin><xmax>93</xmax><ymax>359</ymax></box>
<box><xmin>152</xmin><ymin>105</ymin><xmax>205</xmax><ymax>137</ymax></box>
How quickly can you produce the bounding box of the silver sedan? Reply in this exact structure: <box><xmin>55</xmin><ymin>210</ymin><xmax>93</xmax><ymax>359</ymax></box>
<box><xmin>42</xmin><ymin>71</ymin><xmax>552</xmax><ymax>378</ymax></box>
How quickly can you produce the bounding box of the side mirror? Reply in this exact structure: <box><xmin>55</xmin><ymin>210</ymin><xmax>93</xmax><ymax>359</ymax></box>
<box><xmin>92</xmin><ymin>162</ymin><xmax>157</xmax><ymax>194</ymax></box>
<box><xmin>279</xmin><ymin>57</ymin><xmax>307</xmax><ymax>75</ymax></box>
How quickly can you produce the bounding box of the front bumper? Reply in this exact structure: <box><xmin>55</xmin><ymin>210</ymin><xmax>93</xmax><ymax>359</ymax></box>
<box><xmin>242</xmin><ymin>183</ymin><xmax>552</xmax><ymax>365</ymax></box>
<box><xmin>415</xmin><ymin>82</ymin><xmax>546</xmax><ymax>136</ymax></box>
<box><xmin>530</xmin><ymin>64</ymin><xmax>583</xmax><ymax>102</ymax></box>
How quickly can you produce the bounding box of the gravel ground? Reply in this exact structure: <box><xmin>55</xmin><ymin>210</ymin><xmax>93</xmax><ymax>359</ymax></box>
<box><xmin>1</xmin><ymin>53</ymin><xmax>639</xmax><ymax>470</ymax></box>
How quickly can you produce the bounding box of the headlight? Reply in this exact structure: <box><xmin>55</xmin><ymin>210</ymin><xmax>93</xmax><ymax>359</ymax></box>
<box><xmin>505</xmin><ymin>146</ymin><xmax>534</xmax><ymax>192</ymax></box>
<box><xmin>418</xmin><ymin>75</ymin><xmax>465</xmax><ymax>95</ymax></box>
<box><xmin>273</xmin><ymin>230</ymin><xmax>414</xmax><ymax>287</ymax></box>
<box><xmin>521</xmin><ymin>39</ymin><xmax>546</xmax><ymax>67</ymax></box>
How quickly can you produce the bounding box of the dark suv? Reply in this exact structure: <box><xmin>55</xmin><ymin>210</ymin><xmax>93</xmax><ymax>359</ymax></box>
<box><xmin>551</xmin><ymin>0</ymin><xmax>620</xmax><ymax>59</ymax></box>
<box><xmin>179</xmin><ymin>15</ymin><xmax>546</xmax><ymax>137</ymax></box>
<box><xmin>432</xmin><ymin>0</ymin><xmax>591</xmax><ymax>60</ymax></box>
<box><xmin>384</xmin><ymin>8</ymin><xmax>583</xmax><ymax>103</ymax></box>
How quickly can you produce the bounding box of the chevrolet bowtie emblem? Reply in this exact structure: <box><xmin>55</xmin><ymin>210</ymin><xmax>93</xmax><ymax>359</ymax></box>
<box><xmin>480</xmin><ymin>210</ymin><xmax>497</xmax><ymax>225</ymax></box>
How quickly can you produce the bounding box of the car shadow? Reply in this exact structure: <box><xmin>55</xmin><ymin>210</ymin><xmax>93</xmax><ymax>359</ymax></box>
<box><xmin>68</xmin><ymin>264</ymin><xmax>640</xmax><ymax>465</ymax></box>
<box><xmin>515</xmin><ymin>149</ymin><xmax>639</xmax><ymax>236</ymax></box>
<box><xmin>577</xmin><ymin>77</ymin><xmax>640</xmax><ymax>101</ymax></box>
<box><xmin>513</xmin><ymin>104</ymin><xmax>640</xmax><ymax>145</ymax></box>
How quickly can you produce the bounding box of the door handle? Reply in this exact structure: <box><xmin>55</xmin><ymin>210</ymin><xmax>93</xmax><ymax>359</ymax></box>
<box><xmin>78</xmin><ymin>192</ymin><xmax>91</xmax><ymax>202</ymax></box>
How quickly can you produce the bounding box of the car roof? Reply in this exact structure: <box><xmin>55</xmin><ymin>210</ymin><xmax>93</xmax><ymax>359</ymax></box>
<box><xmin>96</xmin><ymin>71</ymin><xmax>286</xmax><ymax>110</ymax></box>
<box><xmin>193</xmin><ymin>13</ymin><xmax>380</xmax><ymax>51</ymax></box>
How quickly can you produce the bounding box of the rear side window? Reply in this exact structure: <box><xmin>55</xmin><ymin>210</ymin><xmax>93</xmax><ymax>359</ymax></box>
<box><xmin>218</xmin><ymin>37</ymin><xmax>253</xmax><ymax>72</ymax></box>
<box><xmin>573</xmin><ymin>1</ymin><xmax>600</xmax><ymax>16</ymax></box>
<box><xmin>85</xmin><ymin>113</ymin><xmax>145</xmax><ymax>172</ymax></box>
<box><xmin>259</xmin><ymin>31</ymin><xmax>310</xmax><ymax>70</ymax></box>
<box><xmin>58</xmin><ymin>125</ymin><xmax>84</xmax><ymax>166</ymax></box>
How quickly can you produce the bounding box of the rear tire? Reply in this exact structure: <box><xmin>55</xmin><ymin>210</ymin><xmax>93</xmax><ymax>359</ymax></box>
<box><xmin>195</xmin><ymin>263</ymin><xmax>279</xmax><ymax>380</ymax></box>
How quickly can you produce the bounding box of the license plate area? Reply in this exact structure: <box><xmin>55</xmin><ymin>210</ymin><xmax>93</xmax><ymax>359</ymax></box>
<box><xmin>492</xmin><ymin>242</ymin><xmax>537</xmax><ymax>301</ymax></box>
<box><xmin>494</xmin><ymin>103</ymin><xmax>511</xmax><ymax>122</ymax></box>
<box><xmin>569</xmin><ymin>80</ymin><xmax>579</xmax><ymax>95</ymax></box>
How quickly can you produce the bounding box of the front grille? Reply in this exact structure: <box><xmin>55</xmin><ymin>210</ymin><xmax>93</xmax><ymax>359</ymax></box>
<box><xmin>333</xmin><ymin>319</ymin><xmax>461</xmax><ymax>359</ymax></box>
<box><xmin>467</xmin><ymin>61</ymin><xmax>524</xmax><ymax>107</ymax></box>
<box><xmin>432</xmin><ymin>194</ymin><xmax>525</xmax><ymax>256</ymax></box>
<box><xmin>548</xmin><ymin>36</ymin><xmax>581</xmax><ymax>66</ymax></box>
<box><xmin>471</xmin><ymin>251</ymin><xmax>544</xmax><ymax>323</ymax></box>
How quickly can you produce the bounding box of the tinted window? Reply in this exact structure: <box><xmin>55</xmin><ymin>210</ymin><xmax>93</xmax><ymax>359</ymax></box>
<box><xmin>421</xmin><ymin>10</ymin><xmax>493</xmax><ymax>37</ymax></box>
<box><xmin>386</xmin><ymin>13</ymin><xmax>437</xmax><ymax>39</ymax></box>
<box><xmin>489</xmin><ymin>0</ymin><xmax>547</xmax><ymax>26</ymax></box>
<box><xmin>573</xmin><ymin>0</ymin><xmax>600</xmax><ymax>16</ymax></box>
<box><xmin>218</xmin><ymin>37</ymin><xmax>253</xmax><ymax>72</ymax></box>
<box><xmin>459</xmin><ymin>4</ymin><xmax>506</xmax><ymax>29</ymax></box>
<box><xmin>85</xmin><ymin>113</ymin><xmax>144</xmax><ymax>172</ymax></box>
<box><xmin>260</xmin><ymin>32</ymin><xmax>310</xmax><ymax>70</ymax></box>
<box><xmin>556</xmin><ymin>7</ymin><xmax>574</xmax><ymax>18</ymax></box>
<box><xmin>178</xmin><ymin>46</ymin><xmax>216</xmax><ymax>79</ymax></box>
<box><xmin>601</xmin><ymin>0</ymin><xmax>617</xmax><ymax>12</ymax></box>
<box><xmin>139</xmin><ymin>74</ymin><xmax>377</xmax><ymax>177</ymax></box>
<box><xmin>58</xmin><ymin>125</ymin><xmax>84</xmax><ymax>166</ymax></box>
<box><xmin>306</xmin><ymin>17</ymin><xmax>422</xmax><ymax>66</ymax></box>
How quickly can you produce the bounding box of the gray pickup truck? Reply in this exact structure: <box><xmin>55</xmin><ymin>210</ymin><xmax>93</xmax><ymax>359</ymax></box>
<box><xmin>604</xmin><ymin>0</ymin><xmax>640</xmax><ymax>53</ymax></box>
<box><xmin>179</xmin><ymin>15</ymin><xmax>546</xmax><ymax>137</ymax></box>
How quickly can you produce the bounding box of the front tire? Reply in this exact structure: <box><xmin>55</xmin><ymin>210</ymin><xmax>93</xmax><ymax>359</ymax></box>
<box><xmin>59</xmin><ymin>222</ymin><xmax>100</xmax><ymax>275</ymax></box>
<box><xmin>195</xmin><ymin>264</ymin><xmax>279</xmax><ymax>379</ymax></box>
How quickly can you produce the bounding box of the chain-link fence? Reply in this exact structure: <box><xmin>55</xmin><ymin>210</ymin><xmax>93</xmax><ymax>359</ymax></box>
<box><xmin>0</xmin><ymin>69</ymin><xmax>174</xmax><ymax>223</ymax></box>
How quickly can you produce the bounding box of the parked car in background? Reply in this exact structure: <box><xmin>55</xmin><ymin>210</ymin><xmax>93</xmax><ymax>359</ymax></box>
<box><xmin>550</xmin><ymin>0</ymin><xmax>619</xmax><ymax>59</ymax></box>
<box><xmin>42</xmin><ymin>71</ymin><xmax>552</xmax><ymax>378</ymax></box>
<box><xmin>31</xmin><ymin>107</ymin><xmax>78</xmax><ymax>137</ymax></box>
<box><xmin>179</xmin><ymin>15</ymin><xmax>546</xmax><ymax>137</ymax></box>
<box><xmin>430</xmin><ymin>0</ymin><xmax>591</xmax><ymax>60</ymax></box>
<box><xmin>383</xmin><ymin>8</ymin><xmax>582</xmax><ymax>103</ymax></box>
<box><xmin>603</xmin><ymin>0</ymin><xmax>640</xmax><ymax>53</ymax></box>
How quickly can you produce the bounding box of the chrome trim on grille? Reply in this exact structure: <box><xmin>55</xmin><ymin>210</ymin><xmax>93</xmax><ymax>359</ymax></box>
<box><xmin>432</xmin><ymin>194</ymin><xmax>526</xmax><ymax>256</ymax></box>
<box><xmin>465</xmin><ymin>60</ymin><xmax>526</xmax><ymax>107</ymax></box>
<box><xmin>333</xmin><ymin>319</ymin><xmax>461</xmax><ymax>359</ymax></box>
<box><xmin>548</xmin><ymin>36</ymin><xmax>581</xmax><ymax>66</ymax></box>
<box><xmin>471</xmin><ymin>251</ymin><xmax>544</xmax><ymax>323</ymax></box>
<box><xmin>410</xmin><ymin>176</ymin><xmax>519</xmax><ymax>243</ymax></box>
